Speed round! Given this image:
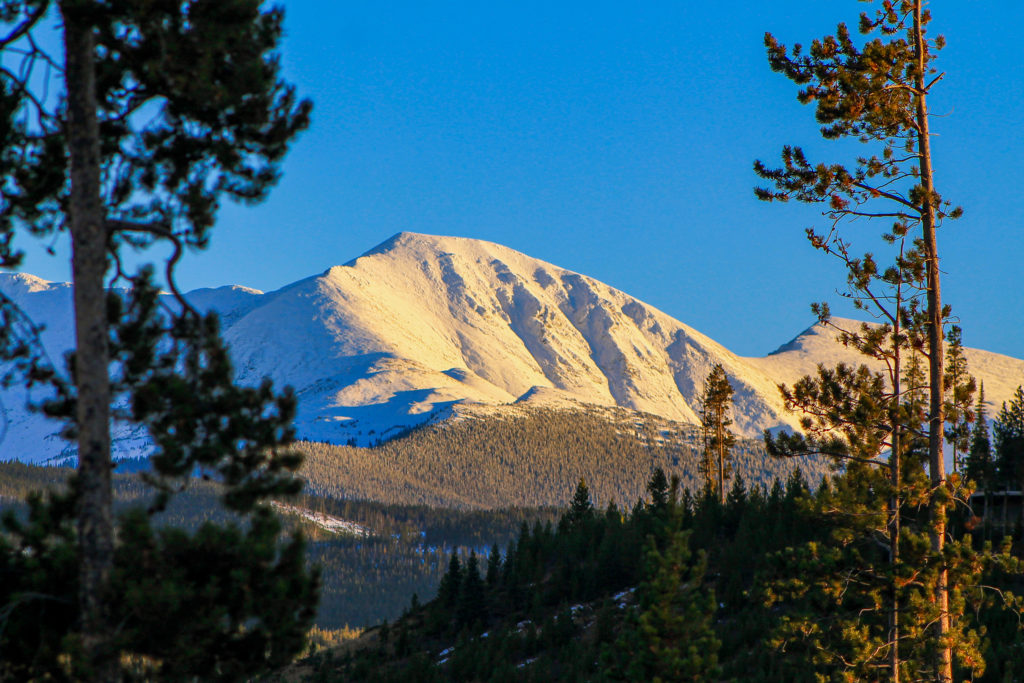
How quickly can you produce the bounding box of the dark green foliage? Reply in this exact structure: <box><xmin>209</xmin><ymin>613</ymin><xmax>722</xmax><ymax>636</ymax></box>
<box><xmin>437</xmin><ymin>555</ymin><xmax>463</xmax><ymax>610</ymax></box>
<box><xmin>646</xmin><ymin>467</ymin><xmax>670</xmax><ymax>511</ymax></box>
<box><xmin>2</xmin><ymin>1</ymin><xmax>314</xmax><ymax>677</ymax></box>
<box><xmin>965</xmin><ymin>384</ymin><xmax>997</xmax><ymax>536</ymax></box>
<box><xmin>604</xmin><ymin>515</ymin><xmax>720</xmax><ymax>681</ymax></box>
<box><xmin>485</xmin><ymin>544</ymin><xmax>502</xmax><ymax>588</ymax></box>
<box><xmin>0</xmin><ymin>274</ymin><xmax>316</xmax><ymax>679</ymax></box>
<box><xmin>111</xmin><ymin>508</ymin><xmax>317</xmax><ymax>680</ymax></box>
<box><xmin>456</xmin><ymin>552</ymin><xmax>486</xmax><ymax>630</ymax></box>
<box><xmin>995</xmin><ymin>387</ymin><xmax>1024</xmax><ymax>496</ymax></box>
<box><xmin>566</xmin><ymin>479</ymin><xmax>594</xmax><ymax>528</ymax></box>
<box><xmin>313</xmin><ymin>472</ymin><xmax>815</xmax><ymax>682</ymax></box>
<box><xmin>752</xmin><ymin>2</ymin><xmax>991</xmax><ymax>679</ymax></box>
<box><xmin>0</xmin><ymin>0</ymin><xmax>311</xmax><ymax>261</ymax></box>
<box><xmin>945</xmin><ymin>326</ymin><xmax>976</xmax><ymax>473</ymax></box>
<box><xmin>302</xmin><ymin>466</ymin><xmax>1024</xmax><ymax>682</ymax></box>
<box><xmin>0</xmin><ymin>487</ymin><xmax>318</xmax><ymax>681</ymax></box>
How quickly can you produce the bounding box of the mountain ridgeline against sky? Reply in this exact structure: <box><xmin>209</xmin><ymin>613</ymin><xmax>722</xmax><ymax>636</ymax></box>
<box><xmin>2</xmin><ymin>232</ymin><xmax>1022</xmax><ymax>464</ymax></box>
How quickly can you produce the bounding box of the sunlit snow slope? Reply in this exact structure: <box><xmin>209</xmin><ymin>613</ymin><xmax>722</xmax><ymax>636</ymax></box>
<box><xmin>2</xmin><ymin>232</ymin><xmax>1022</xmax><ymax>463</ymax></box>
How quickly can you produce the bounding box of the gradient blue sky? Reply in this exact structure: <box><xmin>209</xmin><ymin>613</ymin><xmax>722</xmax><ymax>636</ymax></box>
<box><xmin>14</xmin><ymin>1</ymin><xmax>1024</xmax><ymax>359</ymax></box>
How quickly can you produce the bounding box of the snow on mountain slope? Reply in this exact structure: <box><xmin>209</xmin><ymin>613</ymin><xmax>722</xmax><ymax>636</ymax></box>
<box><xmin>221</xmin><ymin>232</ymin><xmax>800</xmax><ymax>446</ymax></box>
<box><xmin>0</xmin><ymin>276</ymin><xmax>272</xmax><ymax>464</ymax></box>
<box><xmin>1</xmin><ymin>232</ymin><xmax>1022</xmax><ymax>463</ymax></box>
<box><xmin>749</xmin><ymin>317</ymin><xmax>1024</xmax><ymax>421</ymax></box>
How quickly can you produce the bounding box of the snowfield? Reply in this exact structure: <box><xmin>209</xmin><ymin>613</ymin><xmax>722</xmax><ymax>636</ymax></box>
<box><xmin>2</xmin><ymin>232</ymin><xmax>1022</xmax><ymax>464</ymax></box>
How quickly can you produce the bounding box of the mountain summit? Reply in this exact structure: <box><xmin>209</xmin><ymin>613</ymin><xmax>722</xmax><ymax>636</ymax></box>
<box><xmin>222</xmin><ymin>231</ymin><xmax>794</xmax><ymax>444</ymax></box>
<box><xmin>2</xmin><ymin>232</ymin><xmax>1022</xmax><ymax>463</ymax></box>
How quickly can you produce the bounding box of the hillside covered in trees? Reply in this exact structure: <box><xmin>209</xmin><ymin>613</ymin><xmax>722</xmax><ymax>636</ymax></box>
<box><xmin>296</xmin><ymin>406</ymin><xmax>830</xmax><ymax>508</ymax></box>
<box><xmin>291</xmin><ymin>469</ymin><xmax>1024</xmax><ymax>682</ymax></box>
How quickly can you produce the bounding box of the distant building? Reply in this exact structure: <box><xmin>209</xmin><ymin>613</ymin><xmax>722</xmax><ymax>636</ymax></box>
<box><xmin>969</xmin><ymin>490</ymin><xmax>1024</xmax><ymax>526</ymax></box>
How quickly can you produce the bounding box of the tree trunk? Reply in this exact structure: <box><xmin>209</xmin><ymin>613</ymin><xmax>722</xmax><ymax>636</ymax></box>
<box><xmin>913</xmin><ymin>3</ymin><xmax>951</xmax><ymax>680</ymax></box>
<box><xmin>890</xmin><ymin>317</ymin><xmax>903</xmax><ymax>683</ymax></box>
<box><xmin>61</xmin><ymin>4</ymin><xmax>117</xmax><ymax>680</ymax></box>
<box><xmin>717</xmin><ymin>407</ymin><xmax>726</xmax><ymax>505</ymax></box>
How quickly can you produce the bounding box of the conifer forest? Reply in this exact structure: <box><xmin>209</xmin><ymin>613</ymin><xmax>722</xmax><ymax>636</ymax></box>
<box><xmin>2</xmin><ymin>0</ymin><xmax>1024</xmax><ymax>681</ymax></box>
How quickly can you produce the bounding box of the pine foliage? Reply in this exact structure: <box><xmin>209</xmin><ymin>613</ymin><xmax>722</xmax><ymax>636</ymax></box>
<box><xmin>698</xmin><ymin>364</ymin><xmax>736</xmax><ymax>504</ymax></box>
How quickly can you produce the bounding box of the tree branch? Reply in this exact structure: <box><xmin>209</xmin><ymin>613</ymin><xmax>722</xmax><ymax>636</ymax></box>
<box><xmin>0</xmin><ymin>2</ymin><xmax>49</xmax><ymax>50</ymax></box>
<box><xmin>852</xmin><ymin>181</ymin><xmax>919</xmax><ymax>211</ymax></box>
<box><xmin>106</xmin><ymin>219</ymin><xmax>198</xmax><ymax>317</ymax></box>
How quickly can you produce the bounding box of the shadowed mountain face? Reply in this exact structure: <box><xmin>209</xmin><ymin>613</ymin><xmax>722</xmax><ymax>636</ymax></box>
<box><xmin>2</xmin><ymin>232</ymin><xmax>1022</xmax><ymax>463</ymax></box>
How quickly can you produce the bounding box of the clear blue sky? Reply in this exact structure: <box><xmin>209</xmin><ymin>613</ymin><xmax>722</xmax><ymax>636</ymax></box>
<box><xmin>14</xmin><ymin>1</ymin><xmax>1024</xmax><ymax>359</ymax></box>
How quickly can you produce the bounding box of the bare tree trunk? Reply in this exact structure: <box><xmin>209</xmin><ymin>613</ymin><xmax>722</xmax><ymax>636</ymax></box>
<box><xmin>913</xmin><ymin>3</ymin><xmax>951</xmax><ymax>681</ymax></box>
<box><xmin>718</xmin><ymin>410</ymin><xmax>725</xmax><ymax>505</ymax></box>
<box><xmin>890</xmin><ymin>317</ymin><xmax>903</xmax><ymax>683</ymax></box>
<box><xmin>62</xmin><ymin>4</ymin><xmax>117</xmax><ymax>680</ymax></box>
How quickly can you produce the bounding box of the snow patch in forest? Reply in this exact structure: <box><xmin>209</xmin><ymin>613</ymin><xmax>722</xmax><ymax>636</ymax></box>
<box><xmin>270</xmin><ymin>501</ymin><xmax>370</xmax><ymax>537</ymax></box>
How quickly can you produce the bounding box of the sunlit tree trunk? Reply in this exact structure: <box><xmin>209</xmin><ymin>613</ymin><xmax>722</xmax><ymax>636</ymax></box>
<box><xmin>912</xmin><ymin>3</ymin><xmax>951</xmax><ymax>680</ymax></box>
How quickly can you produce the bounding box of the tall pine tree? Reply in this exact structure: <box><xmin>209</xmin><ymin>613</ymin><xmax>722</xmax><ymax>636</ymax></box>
<box><xmin>699</xmin><ymin>364</ymin><xmax>736</xmax><ymax>504</ymax></box>
<box><xmin>754</xmin><ymin>1</ymin><xmax>979</xmax><ymax>678</ymax></box>
<box><xmin>944</xmin><ymin>326</ymin><xmax>976</xmax><ymax>473</ymax></box>
<box><xmin>964</xmin><ymin>383</ymin><xmax>995</xmax><ymax>531</ymax></box>
<box><xmin>0</xmin><ymin>1</ymin><xmax>312</xmax><ymax>677</ymax></box>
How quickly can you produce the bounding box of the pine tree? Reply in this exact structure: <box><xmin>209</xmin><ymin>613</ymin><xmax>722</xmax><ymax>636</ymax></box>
<box><xmin>699</xmin><ymin>364</ymin><xmax>736</xmax><ymax>504</ymax></box>
<box><xmin>994</xmin><ymin>386</ymin><xmax>1024</xmax><ymax>518</ymax></box>
<box><xmin>604</xmin><ymin>513</ymin><xmax>721</xmax><ymax>681</ymax></box>
<box><xmin>566</xmin><ymin>479</ymin><xmax>595</xmax><ymax>528</ymax></box>
<box><xmin>754</xmin><ymin>2</ymin><xmax>965</xmax><ymax>678</ymax></box>
<box><xmin>944</xmin><ymin>325</ymin><xmax>976</xmax><ymax>473</ymax></box>
<box><xmin>438</xmin><ymin>553</ymin><xmax>463</xmax><ymax>610</ymax></box>
<box><xmin>457</xmin><ymin>551</ymin><xmax>486</xmax><ymax>630</ymax></box>
<box><xmin>964</xmin><ymin>384</ymin><xmax>995</xmax><ymax>527</ymax></box>
<box><xmin>485</xmin><ymin>543</ymin><xmax>502</xmax><ymax>588</ymax></box>
<box><xmin>0</xmin><ymin>1</ymin><xmax>312</xmax><ymax>676</ymax></box>
<box><xmin>646</xmin><ymin>467</ymin><xmax>670</xmax><ymax>512</ymax></box>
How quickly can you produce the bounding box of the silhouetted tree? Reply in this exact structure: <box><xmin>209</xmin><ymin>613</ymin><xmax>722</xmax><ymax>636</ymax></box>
<box><xmin>0</xmin><ymin>0</ymin><xmax>312</xmax><ymax>676</ymax></box>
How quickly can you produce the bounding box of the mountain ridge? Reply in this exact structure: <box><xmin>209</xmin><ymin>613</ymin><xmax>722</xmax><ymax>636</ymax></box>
<box><xmin>1</xmin><ymin>231</ymin><xmax>1021</xmax><ymax>464</ymax></box>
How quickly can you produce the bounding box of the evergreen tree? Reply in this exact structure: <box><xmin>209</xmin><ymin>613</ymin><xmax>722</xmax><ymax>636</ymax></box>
<box><xmin>646</xmin><ymin>467</ymin><xmax>670</xmax><ymax>512</ymax></box>
<box><xmin>964</xmin><ymin>384</ymin><xmax>995</xmax><ymax>526</ymax></box>
<box><xmin>604</xmin><ymin>517</ymin><xmax>720</xmax><ymax>681</ymax></box>
<box><xmin>485</xmin><ymin>543</ymin><xmax>502</xmax><ymax>588</ymax></box>
<box><xmin>437</xmin><ymin>554</ymin><xmax>463</xmax><ymax>610</ymax></box>
<box><xmin>754</xmin><ymin>2</ymin><xmax>966</xmax><ymax>677</ymax></box>
<box><xmin>0</xmin><ymin>1</ymin><xmax>312</xmax><ymax>677</ymax></box>
<box><xmin>699</xmin><ymin>364</ymin><xmax>736</xmax><ymax>504</ymax></box>
<box><xmin>457</xmin><ymin>551</ymin><xmax>486</xmax><ymax>630</ymax></box>
<box><xmin>994</xmin><ymin>387</ymin><xmax>1024</xmax><ymax>512</ymax></box>
<box><xmin>944</xmin><ymin>325</ymin><xmax>976</xmax><ymax>473</ymax></box>
<box><xmin>566</xmin><ymin>479</ymin><xmax>595</xmax><ymax>528</ymax></box>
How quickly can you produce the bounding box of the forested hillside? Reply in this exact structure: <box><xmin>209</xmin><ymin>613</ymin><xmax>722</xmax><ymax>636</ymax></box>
<box><xmin>297</xmin><ymin>406</ymin><xmax>831</xmax><ymax>508</ymax></box>
<box><xmin>0</xmin><ymin>404</ymin><xmax>828</xmax><ymax>632</ymax></box>
<box><xmin>0</xmin><ymin>463</ymin><xmax>556</xmax><ymax>629</ymax></box>
<box><xmin>293</xmin><ymin>472</ymin><xmax>1024</xmax><ymax>683</ymax></box>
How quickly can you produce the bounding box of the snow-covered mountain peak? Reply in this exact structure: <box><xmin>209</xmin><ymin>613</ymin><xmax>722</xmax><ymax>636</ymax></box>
<box><xmin>3</xmin><ymin>234</ymin><xmax>1023</xmax><ymax>463</ymax></box>
<box><xmin>0</xmin><ymin>271</ymin><xmax>69</xmax><ymax>300</ymax></box>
